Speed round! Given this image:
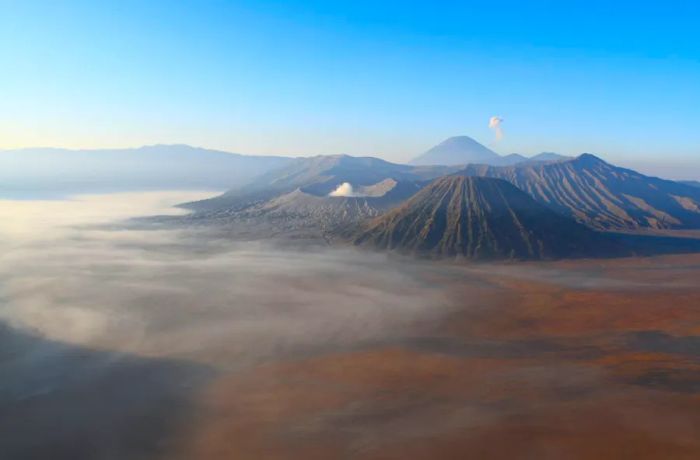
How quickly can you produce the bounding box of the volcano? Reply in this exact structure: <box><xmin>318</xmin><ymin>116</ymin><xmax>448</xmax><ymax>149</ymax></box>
<box><xmin>354</xmin><ymin>176</ymin><xmax>620</xmax><ymax>260</ymax></box>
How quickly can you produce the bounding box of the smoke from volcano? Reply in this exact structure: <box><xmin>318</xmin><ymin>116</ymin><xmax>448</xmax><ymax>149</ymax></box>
<box><xmin>329</xmin><ymin>182</ymin><xmax>357</xmax><ymax>197</ymax></box>
<box><xmin>489</xmin><ymin>116</ymin><xmax>504</xmax><ymax>142</ymax></box>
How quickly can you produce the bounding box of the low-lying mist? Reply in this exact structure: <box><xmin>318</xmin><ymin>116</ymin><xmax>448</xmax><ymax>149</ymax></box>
<box><xmin>0</xmin><ymin>191</ymin><xmax>455</xmax><ymax>368</ymax></box>
<box><xmin>5</xmin><ymin>190</ymin><xmax>698</xmax><ymax>459</ymax></box>
<box><xmin>0</xmin><ymin>190</ymin><xmax>458</xmax><ymax>458</ymax></box>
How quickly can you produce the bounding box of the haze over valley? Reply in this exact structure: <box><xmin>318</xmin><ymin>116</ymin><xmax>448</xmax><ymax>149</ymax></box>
<box><xmin>3</xmin><ymin>182</ymin><xmax>700</xmax><ymax>458</ymax></box>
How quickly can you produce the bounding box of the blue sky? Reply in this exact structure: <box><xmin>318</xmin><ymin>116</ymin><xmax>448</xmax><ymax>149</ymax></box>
<box><xmin>1</xmin><ymin>0</ymin><xmax>699</xmax><ymax>178</ymax></box>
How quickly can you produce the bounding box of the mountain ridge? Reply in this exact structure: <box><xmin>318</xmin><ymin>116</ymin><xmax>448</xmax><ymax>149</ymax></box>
<box><xmin>0</xmin><ymin>144</ymin><xmax>293</xmax><ymax>195</ymax></box>
<box><xmin>183</xmin><ymin>154</ymin><xmax>460</xmax><ymax>212</ymax></box>
<box><xmin>461</xmin><ymin>154</ymin><xmax>700</xmax><ymax>230</ymax></box>
<box><xmin>353</xmin><ymin>176</ymin><xmax>620</xmax><ymax>260</ymax></box>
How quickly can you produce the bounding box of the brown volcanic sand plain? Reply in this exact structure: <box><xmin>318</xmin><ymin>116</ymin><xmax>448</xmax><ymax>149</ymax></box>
<box><xmin>178</xmin><ymin>253</ymin><xmax>700</xmax><ymax>460</ymax></box>
<box><xmin>2</xmin><ymin>192</ymin><xmax>700</xmax><ymax>460</ymax></box>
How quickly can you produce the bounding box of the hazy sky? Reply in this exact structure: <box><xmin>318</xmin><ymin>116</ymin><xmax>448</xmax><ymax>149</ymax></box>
<box><xmin>1</xmin><ymin>1</ymin><xmax>699</xmax><ymax>173</ymax></box>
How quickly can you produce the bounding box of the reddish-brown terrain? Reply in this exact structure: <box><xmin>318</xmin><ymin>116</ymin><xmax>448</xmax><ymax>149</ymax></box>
<box><xmin>4</xmin><ymin>191</ymin><xmax>700</xmax><ymax>460</ymax></box>
<box><xmin>174</xmin><ymin>253</ymin><xmax>700</xmax><ymax>460</ymax></box>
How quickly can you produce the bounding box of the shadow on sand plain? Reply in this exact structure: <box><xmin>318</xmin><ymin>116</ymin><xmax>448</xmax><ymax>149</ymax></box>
<box><xmin>0</xmin><ymin>322</ymin><xmax>214</xmax><ymax>460</ymax></box>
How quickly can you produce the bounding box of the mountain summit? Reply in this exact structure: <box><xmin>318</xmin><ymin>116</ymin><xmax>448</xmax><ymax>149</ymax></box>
<box><xmin>354</xmin><ymin>176</ymin><xmax>617</xmax><ymax>260</ymax></box>
<box><xmin>410</xmin><ymin>137</ymin><xmax>570</xmax><ymax>167</ymax></box>
<box><xmin>462</xmin><ymin>154</ymin><xmax>700</xmax><ymax>230</ymax></box>
<box><xmin>410</xmin><ymin>136</ymin><xmax>500</xmax><ymax>166</ymax></box>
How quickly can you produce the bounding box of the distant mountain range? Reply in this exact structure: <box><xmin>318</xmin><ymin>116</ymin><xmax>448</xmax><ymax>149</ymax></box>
<box><xmin>7</xmin><ymin>137</ymin><xmax>700</xmax><ymax>260</ymax></box>
<box><xmin>0</xmin><ymin>144</ymin><xmax>292</xmax><ymax>196</ymax></box>
<box><xmin>183</xmin><ymin>154</ymin><xmax>460</xmax><ymax>212</ymax></box>
<box><xmin>353</xmin><ymin>176</ymin><xmax>619</xmax><ymax>260</ymax></box>
<box><xmin>175</xmin><ymin>140</ymin><xmax>700</xmax><ymax>260</ymax></box>
<box><xmin>189</xmin><ymin>146</ymin><xmax>700</xmax><ymax>234</ymax></box>
<box><xmin>681</xmin><ymin>180</ymin><xmax>700</xmax><ymax>188</ymax></box>
<box><xmin>410</xmin><ymin>136</ymin><xmax>570</xmax><ymax>166</ymax></box>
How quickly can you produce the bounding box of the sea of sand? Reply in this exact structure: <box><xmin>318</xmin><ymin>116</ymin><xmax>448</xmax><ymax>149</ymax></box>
<box><xmin>2</xmin><ymin>191</ymin><xmax>700</xmax><ymax>459</ymax></box>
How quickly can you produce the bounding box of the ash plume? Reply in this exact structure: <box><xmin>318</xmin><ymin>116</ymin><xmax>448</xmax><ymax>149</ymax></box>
<box><xmin>489</xmin><ymin>116</ymin><xmax>504</xmax><ymax>142</ymax></box>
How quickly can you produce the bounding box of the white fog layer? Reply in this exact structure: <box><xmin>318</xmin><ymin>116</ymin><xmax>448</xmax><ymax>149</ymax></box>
<box><xmin>0</xmin><ymin>191</ymin><xmax>454</xmax><ymax>369</ymax></box>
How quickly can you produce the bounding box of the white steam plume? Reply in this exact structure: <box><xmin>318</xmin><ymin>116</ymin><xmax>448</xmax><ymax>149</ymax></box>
<box><xmin>329</xmin><ymin>182</ymin><xmax>356</xmax><ymax>197</ymax></box>
<box><xmin>489</xmin><ymin>116</ymin><xmax>504</xmax><ymax>142</ymax></box>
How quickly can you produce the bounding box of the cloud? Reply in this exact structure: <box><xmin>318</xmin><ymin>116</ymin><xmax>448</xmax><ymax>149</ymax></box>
<box><xmin>329</xmin><ymin>182</ymin><xmax>357</xmax><ymax>197</ymax></box>
<box><xmin>489</xmin><ymin>116</ymin><xmax>504</xmax><ymax>142</ymax></box>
